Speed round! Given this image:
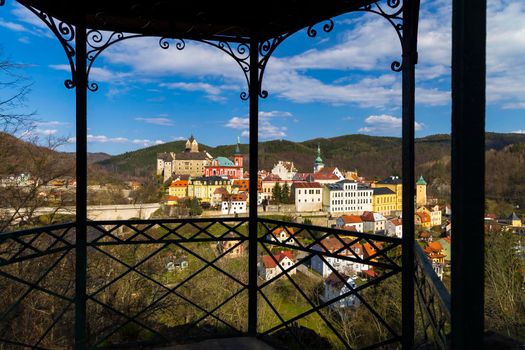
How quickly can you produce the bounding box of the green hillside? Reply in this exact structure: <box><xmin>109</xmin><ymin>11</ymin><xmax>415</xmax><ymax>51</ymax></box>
<box><xmin>94</xmin><ymin>132</ymin><xmax>525</xmax><ymax>212</ymax></box>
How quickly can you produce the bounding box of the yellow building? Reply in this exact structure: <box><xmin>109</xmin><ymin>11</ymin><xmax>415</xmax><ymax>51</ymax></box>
<box><xmin>416</xmin><ymin>175</ymin><xmax>427</xmax><ymax>206</ymax></box>
<box><xmin>415</xmin><ymin>211</ymin><xmax>432</xmax><ymax>229</ymax></box>
<box><xmin>166</xmin><ymin>179</ymin><xmax>188</xmax><ymax>205</ymax></box>
<box><xmin>509</xmin><ymin>212</ymin><xmax>522</xmax><ymax>227</ymax></box>
<box><xmin>187</xmin><ymin>176</ymin><xmax>232</xmax><ymax>203</ymax></box>
<box><xmin>416</xmin><ymin>205</ymin><xmax>442</xmax><ymax>227</ymax></box>
<box><xmin>372</xmin><ymin>187</ymin><xmax>397</xmax><ymax>215</ymax></box>
<box><xmin>372</xmin><ymin>176</ymin><xmax>402</xmax><ymax>212</ymax></box>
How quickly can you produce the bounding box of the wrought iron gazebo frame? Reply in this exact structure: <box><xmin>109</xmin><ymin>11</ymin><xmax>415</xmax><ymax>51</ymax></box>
<box><xmin>0</xmin><ymin>0</ymin><xmax>486</xmax><ymax>349</ymax></box>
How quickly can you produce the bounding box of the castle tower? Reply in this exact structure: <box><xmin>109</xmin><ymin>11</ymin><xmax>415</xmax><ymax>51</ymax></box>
<box><xmin>233</xmin><ymin>136</ymin><xmax>243</xmax><ymax>167</ymax></box>
<box><xmin>416</xmin><ymin>175</ymin><xmax>427</xmax><ymax>206</ymax></box>
<box><xmin>313</xmin><ymin>144</ymin><xmax>324</xmax><ymax>173</ymax></box>
<box><xmin>185</xmin><ymin>135</ymin><xmax>199</xmax><ymax>152</ymax></box>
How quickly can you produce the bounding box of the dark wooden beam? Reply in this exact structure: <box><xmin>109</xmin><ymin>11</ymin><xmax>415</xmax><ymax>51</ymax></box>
<box><xmin>451</xmin><ymin>0</ymin><xmax>486</xmax><ymax>348</ymax></box>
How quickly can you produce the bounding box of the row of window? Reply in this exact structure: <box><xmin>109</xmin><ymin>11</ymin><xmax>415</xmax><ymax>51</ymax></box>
<box><xmin>332</xmin><ymin>199</ymin><xmax>371</xmax><ymax>205</ymax></box>
<box><xmin>376</xmin><ymin>196</ymin><xmax>396</xmax><ymax>204</ymax></box>
<box><xmin>297</xmin><ymin>198</ymin><xmax>321</xmax><ymax>203</ymax></box>
<box><xmin>332</xmin><ymin>191</ymin><xmax>371</xmax><ymax>198</ymax></box>
<box><xmin>297</xmin><ymin>189</ymin><xmax>321</xmax><ymax>195</ymax></box>
<box><xmin>331</xmin><ymin>206</ymin><xmax>367</xmax><ymax>212</ymax></box>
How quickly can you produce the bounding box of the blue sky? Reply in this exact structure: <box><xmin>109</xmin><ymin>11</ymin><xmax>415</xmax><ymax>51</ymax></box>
<box><xmin>0</xmin><ymin>0</ymin><xmax>524</xmax><ymax>155</ymax></box>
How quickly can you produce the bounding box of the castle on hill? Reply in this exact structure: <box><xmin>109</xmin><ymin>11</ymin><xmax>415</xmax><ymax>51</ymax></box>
<box><xmin>157</xmin><ymin>136</ymin><xmax>244</xmax><ymax>182</ymax></box>
<box><xmin>156</xmin><ymin>135</ymin><xmax>212</xmax><ymax>181</ymax></box>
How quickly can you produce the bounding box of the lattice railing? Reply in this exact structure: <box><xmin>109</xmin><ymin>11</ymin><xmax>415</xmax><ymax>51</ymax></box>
<box><xmin>84</xmin><ymin>218</ymin><xmax>250</xmax><ymax>347</ymax></box>
<box><xmin>257</xmin><ymin>218</ymin><xmax>403</xmax><ymax>349</ymax></box>
<box><xmin>414</xmin><ymin>243</ymin><xmax>451</xmax><ymax>350</ymax></box>
<box><xmin>0</xmin><ymin>223</ymin><xmax>76</xmax><ymax>349</ymax></box>
<box><xmin>1</xmin><ymin>218</ymin><xmax>408</xmax><ymax>349</ymax></box>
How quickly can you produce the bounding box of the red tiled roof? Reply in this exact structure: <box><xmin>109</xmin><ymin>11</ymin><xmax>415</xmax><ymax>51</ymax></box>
<box><xmin>416</xmin><ymin>212</ymin><xmax>431</xmax><ymax>222</ymax></box>
<box><xmin>223</xmin><ymin>192</ymin><xmax>247</xmax><ymax>202</ymax></box>
<box><xmin>363</xmin><ymin>269</ymin><xmax>377</xmax><ymax>278</ymax></box>
<box><xmin>362</xmin><ymin>242</ymin><xmax>383</xmax><ymax>258</ymax></box>
<box><xmin>340</xmin><ymin>215</ymin><xmax>363</xmax><ymax>224</ymax></box>
<box><xmin>263</xmin><ymin>174</ymin><xmax>282</xmax><ymax>181</ymax></box>
<box><xmin>294</xmin><ymin>173</ymin><xmax>312</xmax><ymax>181</ymax></box>
<box><xmin>312</xmin><ymin>173</ymin><xmax>339</xmax><ymax>181</ymax></box>
<box><xmin>418</xmin><ymin>231</ymin><xmax>431</xmax><ymax>238</ymax></box>
<box><xmin>317</xmin><ymin>167</ymin><xmax>337</xmax><ymax>174</ymax></box>
<box><xmin>233</xmin><ymin>179</ymin><xmax>249</xmax><ymax>191</ymax></box>
<box><xmin>361</xmin><ymin>211</ymin><xmax>375</xmax><ymax>222</ymax></box>
<box><xmin>293</xmin><ymin>182</ymin><xmax>323</xmax><ymax>188</ymax></box>
<box><xmin>273</xmin><ymin>227</ymin><xmax>295</xmax><ymax>236</ymax></box>
<box><xmin>261</xmin><ymin>251</ymin><xmax>294</xmax><ymax>268</ymax></box>
<box><xmin>213</xmin><ymin>187</ymin><xmax>229</xmax><ymax>195</ymax></box>
<box><xmin>390</xmin><ymin>218</ymin><xmax>402</xmax><ymax>226</ymax></box>
<box><xmin>170</xmin><ymin>180</ymin><xmax>188</xmax><ymax>187</ymax></box>
<box><xmin>318</xmin><ymin>237</ymin><xmax>362</xmax><ymax>255</ymax></box>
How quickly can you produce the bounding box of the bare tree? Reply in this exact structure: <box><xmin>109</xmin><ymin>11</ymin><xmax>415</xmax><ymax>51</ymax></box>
<box><xmin>0</xmin><ymin>51</ymin><xmax>35</xmax><ymax>134</ymax></box>
<box><xmin>0</xmin><ymin>52</ymin><xmax>75</xmax><ymax>231</ymax></box>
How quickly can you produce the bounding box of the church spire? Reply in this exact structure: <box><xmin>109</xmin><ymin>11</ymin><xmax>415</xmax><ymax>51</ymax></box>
<box><xmin>235</xmin><ymin>136</ymin><xmax>241</xmax><ymax>154</ymax></box>
<box><xmin>313</xmin><ymin>144</ymin><xmax>324</xmax><ymax>173</ymax></box>
<box><xmin>315</xmin><ymin>144</ymin><xmax>323</xmax><ymax>164</ymax></box>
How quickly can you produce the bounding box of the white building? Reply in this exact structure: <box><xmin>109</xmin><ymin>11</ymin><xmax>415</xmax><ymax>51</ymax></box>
<box><xmin>311</xmin><ymin>237</ymin><xmax>367</xmax><ymax>278</ymax></box>
<box><xmin>335</xmin><ymin>215</ymin><xmax>364</xmax><ymax>232</ymax></box>
<box><xmin>221</xmin><ymin>193</ymin><xmax>247</xmax><ymax>215</ymax></box>
<box><xmin>293</xmin><ymin>182</ymin><xmax>323</xmax><ymax>212</ymax></box>
<box><xmin>322</xmin><ymin>273</ymin><xmax>359</xmax><ymax>309</ymax></box>
<box><xmin>267</xmin><ymin>227</ymin><xmax>298</xmax><ymax>246</ymax></box>
<box><xmin>386</xmin><ymin>218</ymin><xmax>403</xmax><ymax>238</ymax></box>
<box><xmin>271</xmin><ymin>161</ymin><xmax>297</xmax><ymax>181</ymax></box>
<box><xmin>258</xmin><ymin>251</ymin><xmax>296</xmax><ymax>281</ymax></box>
<box><xmin>361</xmin><ymin>211</ymin><xmax>387</xmax><ymax>233</ymax></box>
<box><xmin>322</xmin><ymin>180</ymin><xmax>373</xmax><ymax>214</ymax></box>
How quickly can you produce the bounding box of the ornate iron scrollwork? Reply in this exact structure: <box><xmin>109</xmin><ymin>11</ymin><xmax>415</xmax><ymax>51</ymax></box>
<box><xmin>359</xmin><ymin>0</ymin><xmax>404</xmax><ymax>72</ymax></box>
<box><xmin>196</xmin><ymin>40</ymin><xmax>251</xmax><ymax>100</ymax></box>
<box><xmin>85</xmin><ymin>31</ymin><xmax>186</xmax><ymax>92</ymax></box>
<box><xmin>307</xmin><ymin>19</ymin><xmax>335</xmax><ymax>38</ymax></box>
<box><xmin>256</xmin><ymin>18</ymin><xmax>335</xmax><ymax>99</ymax></box>
<box><xmin>18</xmin><ymin>4</ymin><xmax>77</xmax><ymax>88</ymax></box>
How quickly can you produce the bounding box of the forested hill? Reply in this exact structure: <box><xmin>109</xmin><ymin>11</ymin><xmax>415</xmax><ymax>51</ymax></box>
<box><xmin>2</xmin><ymin>131</ymin><xmax>525</xmax><ymax>212</ymax></box>
<box><xmin>96</xmin><ymin>132</ymin><xmax>525</xmax><ymax>179</ymax></box>
<box><xmin>95</xmin><ymin>132</ymin><xmax>525</xmax><ymax>210</ymax></box>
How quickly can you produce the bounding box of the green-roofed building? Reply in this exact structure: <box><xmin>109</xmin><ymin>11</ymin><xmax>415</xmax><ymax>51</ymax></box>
<box><xmin>416</xmin><ymin>175</ymin><xmax>427</xmax><ymax>206</ymax></box>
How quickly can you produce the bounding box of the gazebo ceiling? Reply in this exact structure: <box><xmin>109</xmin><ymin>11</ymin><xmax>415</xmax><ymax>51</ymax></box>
<box><xmin>18</xmin><ymin>0</ymin><xmax>376</xmax><ymax>42</ymax></box>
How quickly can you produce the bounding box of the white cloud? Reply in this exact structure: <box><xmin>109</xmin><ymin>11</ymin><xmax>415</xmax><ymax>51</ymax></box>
<box><xmin>0</xmin><ymin>19</ymin><xmax>30</xmax><ymax>32</ymax></box>
<box><xmin>258</xmin><ymin>111</ymin><xmax>293</xmax><ymax>118</ymax></box>
<box><xmin>260</xmin><ymin>120</ymin><xmax>287</xmax><ymax>139</ymax></box>
<box><xmin>21</xmin><ymin>128</ymin><xmax>58</xmax><ymax>137</ymax></box>
<box><xmin>160</xmin><ymin>81</ymin><xmax>238</xmax><ymax>101</ymax></box>
<box><xmin>511</xmin><ymin>130</ymin><xmax>525</xmax><ymax>134</ymax></box>
<box><xmin>135</xmin><ymin>117</ymin><xmax>175</xmax><ymax>126</ymax></box>
<box><xmin>35</xmin><ymin>121</ymin><xmax>69</xmax><ymax>127</ymax></box>
<box><xmin>71</xmin><ymin>134</ymin><xmax>167</xmax><ymax>147</ymax></box>
<box><xmin>358</xmin><ymin>114</ymin><xmax>423</xmax><ymax>135</ymax></box>
<box><xmin>49</xmin><ymin>64</ymin><xmax>131</xmax><ymax>83</ymax></box>
<box><xmin>102</xmin><ymin>38</ymin><xmax>241</xmax><ymax>79</ymax></box>
<box><xmin>87</xmin><ymin>135</ymin><xmax>128</xmax><ymax>143</ymax></box>
<box><xmin>225</xmin><ymin>117</ymin><xmax>249</xmax><ymax>129</ymax></box>
<box><xmin>225</xmin><ymin>111</ymin><xmax>290</xmax><ymax>140</ymax></box>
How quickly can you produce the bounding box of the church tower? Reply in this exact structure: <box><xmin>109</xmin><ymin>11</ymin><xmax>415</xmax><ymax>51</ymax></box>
<box><xmin>185</xmin><ymin>135</ymin><xmax>199</xmax><ymax>153</ymax></box>
<box><xmin>416</xmin><ymin>175</ymin><xmax>427</xmax><ymax>206</ymax></box>
<box><xmin>233</xmin><ymin>136</ymin><xmax>243</xmax><ymax>167</ymax></box>
<box><xmin>313</xmin><ymin>144</ymin><xmax>324</xmax><ymax>173</ymax></box>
